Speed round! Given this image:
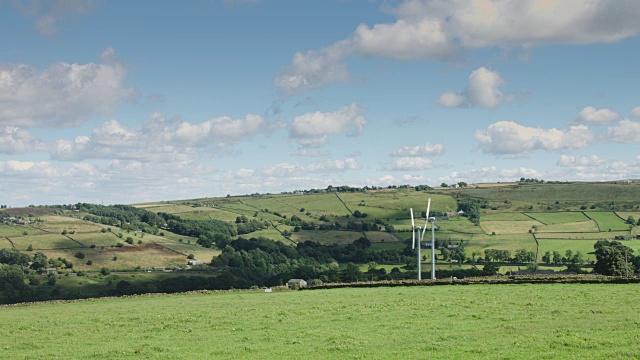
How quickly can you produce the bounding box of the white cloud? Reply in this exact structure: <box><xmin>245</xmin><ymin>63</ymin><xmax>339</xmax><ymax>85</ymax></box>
<box><xmin>0</xmin><ymin>48</ymin><xmax>137</xmax><ymax>128</ymax></box>
<box><xmin>436</xmin><ymin>92</ymin><xmax>465</xmax><ymax>108</ymax></box>
<box><xmin>474</xmin><ymin>121</ymin><xmax>594</xmax><ymax>154</ymax></box>
<box><xmin>631</xmin><ymin>106</ymin><xmax>640</xmax><ymax>117</ymax></box>
<box><xmin>307</xmin><ymin>158</ymin><xmax>360</xmax><ymax>172</ymax></box>
<box><xmin>290</xmin><ymin>104</ymin><xmax>368</xmax><ymax>147</ymax></box>
<box><xmin>51</xmin><ymin>111</ymin><xmax>275</xmax><ymax>162</ymax></box>
<box><xmin>0</xmin><ymin>126</ymin><xmax>44</xmax><ymax>154</ymax></box>
<box><xmin>349</xmin><ymin>18</ymin><xmax>457</xmax><ymax>61</ymax></box>
<box><xmin>573</xmin><ymin>106</ymin><xmax>620</xmax><ymax>124</ymax></box>
<box><xmin>385</xmin><ymin>157</ymin><xmax>434</xmax><ymax>171</ymax></box>
<box><xmin>439</xmin><ymin>166</ymin><xmax>544</xmax><ymax>184</ymax></box>
<box><xmin>274</xmin><ymin>44</ymin><xmax>350</xmax><ymax>94</ymax></box>
<box><xmin>607</xmin><ymin>119</ymin><xmax>640</xmax><ymax>143</ymax></box>
<box><xmin>437</xmin><ymin>67</ymin><xmax>513</xmax><ymax>108</ymax></box>
<box><xmin>557</xmin><ymin>154</ymin><xmax>605</xmax><ymax>167</ymax></box>
<box><xmin>390</xmin><ymin>143</ymin><xmax>445</xmax><ymax>157</ymax></box>
<box><xmin>262</xmin><ymin>158</ymin><xmax>360</xmax><ymax>178</ymax></box>
<box><xmin>276</xmin><ymin>0</ymin><xmax>640</xmax><ymax>93</ymax></box>
<box><xmin>262</xmin><ymin>163</ymin><xmax>304</xmax><ymax>178</ymax></box>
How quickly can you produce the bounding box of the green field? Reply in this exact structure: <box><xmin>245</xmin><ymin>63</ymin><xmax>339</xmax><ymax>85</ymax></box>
<box><xmin>1</xmin><ymin>284</ymin><xmax>639</xmax><ymax>359</ymax></box>
<box><xmin>584</xmin><ymin>212</ymin><xmax>631</xmax><ymax>231</ymax></box>
<box><xmin>524</xmin><ymin>212</ymin><xmax>590</xmax><ymax>225</ymax></box>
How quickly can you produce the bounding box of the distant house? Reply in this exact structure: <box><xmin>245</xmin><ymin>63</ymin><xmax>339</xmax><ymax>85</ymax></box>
<box><xmin>187</xmin><ymin>259</ymin><xmax>203</xmax><ymax>266</ymax></box>
<box><xmin>444</xmin><ymin>212</ymin><xmax>458</xmax><ymax>218</ymax></box>
<box><xmin>287</xmin><ymin>279</ymin><xmax>307</xmax><ymax>288</ymax></box>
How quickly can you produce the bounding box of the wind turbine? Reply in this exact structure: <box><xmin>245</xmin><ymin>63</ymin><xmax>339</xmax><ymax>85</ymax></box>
<box><xmin>410</xmin><ymin>198</ymin><xmax>436</xmax><ymax>280</ymax></box>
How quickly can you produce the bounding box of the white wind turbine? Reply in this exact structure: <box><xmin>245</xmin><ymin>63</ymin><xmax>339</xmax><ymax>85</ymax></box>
<box><xmin>410</xmin><ymin>198</ymin><xmax>436</xmax><ymax>280</ymax></box>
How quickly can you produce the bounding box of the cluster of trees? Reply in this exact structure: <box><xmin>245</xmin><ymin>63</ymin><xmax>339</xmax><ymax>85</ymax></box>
<box><xmin>541</xmin><ymin>250</ymin><xmax>585</xmax><ymax>267</ymax></box>
<box><xmin>593</xmin><ymin>240</ymin><xmax>639</xmax><ymax>276</ymax></box>
<box><xmin>0</xmin><ymin>248</ymin><xmax>74</xmax><ymax>304</ymax></box>
<box><xmin>482</xmin><ymin>249</ymin><xmax>536</xmax><ymax>264</ymax></box>
<box><xmin>235</xmin><ymin>216</ymin><xmax>268</xmax><ymax>235</ymax></box>
<box><xmin>457</xmin><ymin>198</ymin><xmax>485</xmax><ymax>225</ymax></box>
<box><xmin>78</xmin><ymin>203</ymin><xmax>237</xmax><ymax>241</ymax></box>
<box><xmin>210</xmin><ymin>236</ymin><xmax>414</xmax><ymax>286</ymax></box>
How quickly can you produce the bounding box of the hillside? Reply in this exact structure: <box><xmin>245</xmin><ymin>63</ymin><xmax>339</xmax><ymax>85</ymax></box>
<box><xmin>1</xmin><ymin>180</ymin><xmax>639</xmax><ymax>301</ymax></box>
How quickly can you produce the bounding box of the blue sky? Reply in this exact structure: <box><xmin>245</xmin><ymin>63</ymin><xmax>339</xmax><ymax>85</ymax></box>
<box><xmin>1</xmin><ymin>0</ymin><xmax>640</xmax><ymax>206</ymax></box>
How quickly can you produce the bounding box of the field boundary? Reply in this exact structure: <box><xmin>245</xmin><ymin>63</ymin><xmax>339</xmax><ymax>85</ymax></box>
<box><xmin>582</xmin><ymin>212</ymin><xmax>601</xmax><ymax>231</ymax></box>
<box><xmin>5</xmin><ymin>236</ymin><xmax>15</xmax><ymax>249</ymax></box>
<box><xmin>521</xmin><ymin>212</ymin><xmax>547</xmax><ymax>225</ymax></box>
<box><xmin>303</xmin><ymin>275</ymin><xmax>640</xmax><ymax>291</ymax></box>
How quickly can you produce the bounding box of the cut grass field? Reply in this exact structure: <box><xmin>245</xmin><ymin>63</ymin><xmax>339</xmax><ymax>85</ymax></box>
<box><xmin>524</xmin><ymin>211</ymin><xmax>590</xmax><ymax>225</ymax></box>
<box><xmin>2</xmin><ymin>283</ymin><xmax>639</xmax><ymax>359</ymax></box>
<box><xmin>584</xmin><ymin>212</ymin><xmax>631</xmax><ymax>231</ymax></box>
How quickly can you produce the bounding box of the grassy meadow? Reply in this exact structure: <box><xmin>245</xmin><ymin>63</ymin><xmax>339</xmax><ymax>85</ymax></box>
<box><xmin>1</xmin><ymin>283</ymin><xmax>639</xmax><ymax>359</ymax></box>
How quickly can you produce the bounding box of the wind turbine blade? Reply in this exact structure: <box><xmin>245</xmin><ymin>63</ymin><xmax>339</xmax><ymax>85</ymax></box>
<box><xmin>422</xmin><ymin>198</ymin><xmax>431</xmax><ymax>238</ymax></box>
<box><xmin>410</xmin><ymin>208</ymin><xmax>415</xmax><ymax>249</ymax></box>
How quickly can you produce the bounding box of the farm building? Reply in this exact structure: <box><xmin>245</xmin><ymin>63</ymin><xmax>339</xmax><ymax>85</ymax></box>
<box><xmin>187</xmin><ymin>259</ymin><xmax>203</xmax><ymax>266</ymax></box>
<box><xmin>287</xmin><ymin>279</ymin><xmax>307</xmax><ymax>288</ymax></box>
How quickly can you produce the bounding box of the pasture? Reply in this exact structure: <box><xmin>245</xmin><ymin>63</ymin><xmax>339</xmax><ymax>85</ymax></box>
<box><xmin>584</xmin><ymin>212</ymin><xmax>630</xmax><ymax>231</ymax></box>
<box><xmin>1</xmin><ymin>283</ymin><xmax>639</xmax><ymax>359</ymax></box>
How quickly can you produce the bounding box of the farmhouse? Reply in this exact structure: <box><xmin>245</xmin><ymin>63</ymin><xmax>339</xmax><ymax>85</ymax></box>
<box><xmin>287</xmin><ymin>279</ymin><xmax>307</xmax><ymax>288</ymax></box>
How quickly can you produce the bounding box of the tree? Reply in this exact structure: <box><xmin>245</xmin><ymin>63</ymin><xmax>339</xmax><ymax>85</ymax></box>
<box><xmin>441</xmin><ymin>183</ymin><xmax>448</xmax><ymax>187</ymax></box>
<box><xmin>625</xmin><ymin>216</ymin><xmax>636</xmax><ymax>225</ymax></box>
<box><xmin>100</xmin><ymin>267</ymin><xmax>110</xmax><ymax>275</ymax></box>
<box><xmin>552</xmin><ymin>251</ymin><xmax>562</xmax><ymax>265</ymax></box>
<box><xmin>542</xmin><ymin>251</ymin><xmax>551</xmax><ymax>264</ymax></box>
<box><xmin>594</xmin><ymin>242</ymin><xmax>635</xmax><ymax>276</ymax></box>
<box><xmin>342</xmin><ymin>263</ymin><xmax>362</xmax><ymax>282</ymax></box>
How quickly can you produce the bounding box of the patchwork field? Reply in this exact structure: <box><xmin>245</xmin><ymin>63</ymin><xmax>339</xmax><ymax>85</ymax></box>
<box><xmin>1</xmin><ymin>283</ymin><xmax>639</xmax><ymax>359</ymax></box>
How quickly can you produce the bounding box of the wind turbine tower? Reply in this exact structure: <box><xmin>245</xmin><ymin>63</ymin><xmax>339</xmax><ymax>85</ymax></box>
<box><xmin>410</xmin><ymin>198</ymin><xmax>436</xmax><ymax>280</ymax></box>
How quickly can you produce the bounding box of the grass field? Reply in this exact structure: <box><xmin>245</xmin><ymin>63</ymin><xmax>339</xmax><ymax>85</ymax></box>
<box><xmin>584</xmin><ymin>212</ymin><xmax>631</xmax><ymax>231</ymax></box>
<box><xmin>1</xmin><ymin>284</ymin><xmax>639</xmax><ymax>359</ymax></box>
<box><xmin>10</xmin><ymin>234</ymin><xmax>82</xmax><ymax>250</ymax></box>
<box><xmin>536</xmin><ymin>221</ymin><xmax>599</xmax><ymax>233</ymax></box>
<box><xmin>290</xmin><ymin>230</ymin><xmax>363</xmax><ymax>245</ymax></box>
<box><xmin>524</xmin><ymin>212</ymin><xmax>590</xmax><ymax>225</ymax></box>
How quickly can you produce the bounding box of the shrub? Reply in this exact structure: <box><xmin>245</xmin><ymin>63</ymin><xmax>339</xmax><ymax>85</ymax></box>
<box><xmin>187</xmin><ymin>254</ymin><xmax>195</xmax><ymax>259</ymax></box>
<box><xmin>75</xmin><ymin>252</ymin><xmax>85</xmax><ymax>259</ymax></box>
<box><xmin>115</xmin><ymin>242</ymin><xmax>124</xmax><ymax>248</ymax></box>
<box><xmin>86</xmin><ymin>260</ymin><xmax>92</xmax><ymax>265</ymax></box>
<box><xmin>26</xmin><ymin>244</ymin><xmax>33</xmax><ymax>251</ymax></box>
<box><xmin>100</xmin><ymin>267</ymin><xmax>110</xmax><ymax>275</ymax></box>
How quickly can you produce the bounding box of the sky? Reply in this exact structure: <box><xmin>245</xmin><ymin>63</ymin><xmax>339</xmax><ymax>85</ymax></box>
<box><xmin>1</xmin><ymin>0</ymin><xmax>640</xmax><ymax>206</ymax></box>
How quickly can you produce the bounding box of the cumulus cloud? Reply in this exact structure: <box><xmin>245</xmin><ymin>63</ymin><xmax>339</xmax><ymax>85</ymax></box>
<box><xmin>51</xmin><ymin>111</ymin><xmax>276</xmax><ymax>162</ymax></box>
<box><xmin>307</xmin><ymin>158</ymin><xmax>360</xmax><ymax>172</ymax></box>
<box><xmin>474</xmin><ymin>121</ymin><xmax>594</xmax><ymax>154</ymax></box>
<box><xmin>573</xmin><ymin>106</ymin><xmax>620</xmax><ymax>124</ymax></box>
<box><xmin>557</xmin><ymin>154</ymin><xmax>605</xmax><ymax>167</ymax></box>
<box><xmin>274</xmin><ymin>44</ymin><xmax>350</xmax><ymax>94</ymax></box>
<box><xmin>437</xmin><ymin>67</ymin><xmax>514</xmax><ymax>108</ymax></box>
<box><xmin>262</xmin><ymin>158</ymin><xmax>360</xmax><ymax>178</ymax></box>
<box><xmin>385</xmin><ymin>157</ymin><xmax>434</xmax><ymax>171</ymax></box>
<box><xmin>606</xmin><ymin>119</ymin><xmax>640</xmax><ymax>143</ymax></box>
<box><xmin>276</xmin><ymin>0</ymin><xmax>640</xmax><ymax>93</ymax></box>
<box><xmin>289</xmin><ymin>103</ymin><xmax>368</xmax><ymax>147</ymax></box>
<box><xmin>0</xmin><ymin>48</ymin><xmax>137</xmax><ymax>128</ymax></box>
<box><xmin>390</xmin><ymin>143</ymin><xmax>445</xmax><ymax>157</ymax></box>
<box><xmin>0</xmin><ymin>126</ymin><xmax>44</xmax><ymax>154</ymax></box>
<box><xmin>439</xmin><ymin>166</ymin><xmax>544</xmax><ymax>184</ymax></box>
<box><xmin>631</xmin><ymin>106</ymin><xmax>640</xmax><ymax>117</ymax></box>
